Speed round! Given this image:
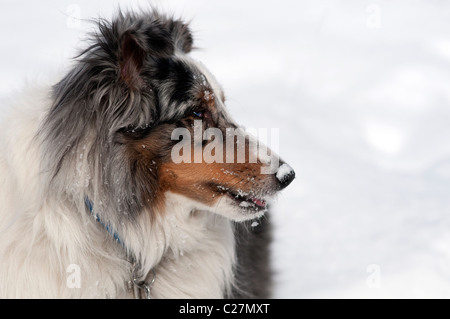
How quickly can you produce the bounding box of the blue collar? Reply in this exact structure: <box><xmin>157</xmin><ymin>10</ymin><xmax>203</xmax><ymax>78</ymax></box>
<box><xmin>85</xmin><ymin>197</ymin><xmax>125</xmax><ymax>247</ymax></box>
<box><xmin>85</xmin><ymin>198</ymin><xmax>157</xmax><ymax>298</ymax></box>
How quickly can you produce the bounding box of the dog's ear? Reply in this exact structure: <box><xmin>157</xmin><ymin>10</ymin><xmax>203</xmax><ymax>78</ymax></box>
<box><xmin>119</xmin><ymin>31</ymin><xmax>147</xmax><ymax>89</ymax></box>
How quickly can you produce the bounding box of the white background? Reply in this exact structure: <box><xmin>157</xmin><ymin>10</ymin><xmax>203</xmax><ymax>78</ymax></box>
<box><xmin>1</xmin><ymin>0</ymin><xmax>450</xmax><ymax>298</ymax></box>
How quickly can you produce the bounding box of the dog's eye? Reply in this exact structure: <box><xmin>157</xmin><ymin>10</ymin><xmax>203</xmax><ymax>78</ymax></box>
<box><xmin>193</xmin><ymin>111</ymin><xmax>204</xmax><ymax>118</ymax></box>
<box><xmin>193</xmin><ymin>110</ymin><xmax>212</xmax><ymax>120</ymax></box>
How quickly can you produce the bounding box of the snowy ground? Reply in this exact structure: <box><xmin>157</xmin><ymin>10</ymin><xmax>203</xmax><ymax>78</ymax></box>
<box><xmin>1</xmin><ymin>0</ymin><xmax>450</xmax><ymax>298</ymax></box>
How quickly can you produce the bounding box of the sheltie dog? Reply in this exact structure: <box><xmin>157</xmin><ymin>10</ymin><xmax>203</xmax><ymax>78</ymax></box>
<box><xmin>0</xmin><ymin>10</ymin><xmax>295</xmax><ymax>298</ymax></box>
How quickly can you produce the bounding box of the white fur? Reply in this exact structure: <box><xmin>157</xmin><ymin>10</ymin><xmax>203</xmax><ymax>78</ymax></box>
<box><xmin>0</xmin><ymin>86</ymin><xmax>236</xmax><ymax>298</ymax></box>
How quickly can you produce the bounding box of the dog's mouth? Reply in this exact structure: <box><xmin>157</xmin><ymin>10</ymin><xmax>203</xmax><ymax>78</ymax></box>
<box><xmin>234</xmin><ymin>192</ymin><xmax>267</xmax><ymax>210</ymax></box>
<box><xmin>216</xmin><ymin>185</ymin><xmax>269</xmax><ymax>213</ymax></box>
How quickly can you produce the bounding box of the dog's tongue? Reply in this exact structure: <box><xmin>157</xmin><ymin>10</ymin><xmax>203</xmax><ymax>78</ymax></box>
<box><xmin>252</xmin><ymin>198</ymin><xmax>266</xmax><ymax>208</ymax></box>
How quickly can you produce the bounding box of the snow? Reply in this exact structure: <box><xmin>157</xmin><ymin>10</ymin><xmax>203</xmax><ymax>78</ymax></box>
<box><xmin>239</xmin><ymin>201</ymin><xmax>252</xmax><ymax>208</ymax></box>
<box><xmin>1</xmin><ymin>0</ymin><xmax>450</xmax><ymax>298</ymax></box>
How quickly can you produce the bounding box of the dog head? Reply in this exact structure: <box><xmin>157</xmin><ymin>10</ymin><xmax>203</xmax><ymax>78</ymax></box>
<box><xmin>42</xmin><ymin>11</ymin><xmax>295</xmax><ymax>224</ymax></box>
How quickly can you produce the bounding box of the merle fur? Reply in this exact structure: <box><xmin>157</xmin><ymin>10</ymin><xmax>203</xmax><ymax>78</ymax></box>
<box><xmin>41</xmin><ymin>11</ymin><xmax>197</xmax><ymax>219</ymax></box>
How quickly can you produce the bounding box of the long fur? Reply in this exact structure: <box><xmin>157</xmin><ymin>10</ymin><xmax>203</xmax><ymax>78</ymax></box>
<box><xmin>0</xmin><ymin>10</ymin><xmax>294</xmax><ymax>298</ymax></box>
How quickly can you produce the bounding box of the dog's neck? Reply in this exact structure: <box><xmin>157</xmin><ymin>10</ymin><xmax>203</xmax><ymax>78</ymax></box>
<box><xmin>113</xmin><ymin>192</ymin><xmax>236</xmax><ymax>298</ymax></box>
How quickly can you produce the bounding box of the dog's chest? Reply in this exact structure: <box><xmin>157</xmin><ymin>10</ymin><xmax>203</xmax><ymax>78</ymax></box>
<box><xmin>150</xmin><ymin>211</ymin><xmax>236</xmax><ymax>298</ymax></box>
<box><xmin>117</xmin><ymin>209</ymin><xmax>236</xmax><ymax>299</ymax></box>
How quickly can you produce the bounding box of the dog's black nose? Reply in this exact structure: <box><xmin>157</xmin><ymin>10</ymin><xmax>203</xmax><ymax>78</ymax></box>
<box><xmin>276</xmin><ymin>163</ymin><xmax>295</xmax><ymax>190</ymax></box>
